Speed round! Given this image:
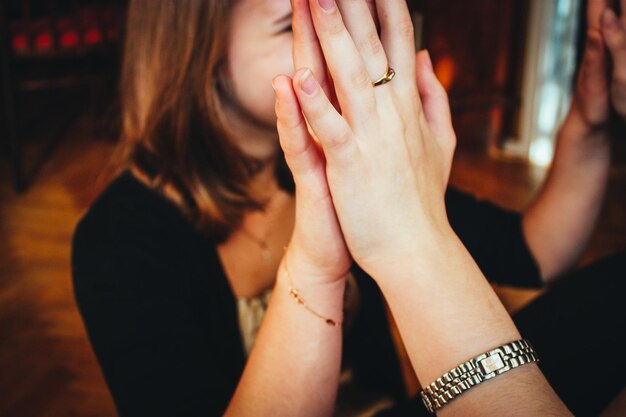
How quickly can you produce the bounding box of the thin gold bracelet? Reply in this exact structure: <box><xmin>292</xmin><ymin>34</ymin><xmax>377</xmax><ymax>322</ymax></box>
<box><xmin>283</xmin><ymin>258</ymin><xmax>343</xmax><ymax>327</ymax></box>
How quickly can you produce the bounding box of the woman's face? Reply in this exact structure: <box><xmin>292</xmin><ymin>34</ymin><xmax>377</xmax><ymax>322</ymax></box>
<box><xmin>227</xmin><ymin>0</ymin><xmax>294</xmax><ymax>129</ymax></box>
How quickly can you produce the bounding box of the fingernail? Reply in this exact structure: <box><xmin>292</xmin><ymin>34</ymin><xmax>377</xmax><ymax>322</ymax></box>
<box><xmin>603</xmin><ymin>9</ymin><xmax>619</xmax><ymax>30</ymax></box>
<box><xmin>299</xmin><ymin>69</ymin><xmax>317</xmax><ymax>95</ymax></box>
<box><xmin>272</xmin><ymin>78</ymin><xmax>278</xmax><ymax>92</ymax></box>
<box><xmin>318</xmin><ymin>0</ymin><xmax>336</xmax><ymax>12</ymax></box>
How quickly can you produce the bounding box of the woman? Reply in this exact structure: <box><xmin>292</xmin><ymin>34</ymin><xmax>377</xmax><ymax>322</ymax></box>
<box><xmin>72</xmin><ymin>0</ymin><xmax>625</xmax><ymax>416</ymax></box>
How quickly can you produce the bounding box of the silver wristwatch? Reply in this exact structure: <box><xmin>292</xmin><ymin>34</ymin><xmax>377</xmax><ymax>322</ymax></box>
<box><xmin>420</xmin><ymin>339</ymin><xmax>539</xmax><ymax>414</ymax></box>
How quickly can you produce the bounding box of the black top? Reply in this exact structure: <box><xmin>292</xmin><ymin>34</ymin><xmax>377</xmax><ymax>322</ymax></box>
<box><xmin>71</xmin><ymin>171</ymin><xmax>542</xmax><ymax>417</ymax></box>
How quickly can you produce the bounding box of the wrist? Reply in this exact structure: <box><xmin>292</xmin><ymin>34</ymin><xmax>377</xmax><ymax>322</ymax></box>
<box><xmin>372</xmin><ymin>230</ymin><xmax>524</xmax><ymax>385</ymax></box>
<box><xmin>553</xmin><ymin>110</ymin><xmax>613</xmax><ymax>178</ymax></box>
<box><xmin>285</xmin><ymin>238</ymin><xmax>352</xmax><ymax>286</ymax></box>
<box><xmin>561</xmin><ymin>107</ymin><xmax>612</xmax><ymax>150</ymax></box>
<box><xmin>369</xmin><ymin>221</ymin><xmax>460</xmax><ymax>289</ymax></box>
<box><xmin>276</xmin><ymin>258</ymin><xmax>347</xmax><ymax>325</ymax></box>
<box><xmin>277</xmin><ymin>253</ymin><xmax>348</xmax><ymax>292</ymax></box>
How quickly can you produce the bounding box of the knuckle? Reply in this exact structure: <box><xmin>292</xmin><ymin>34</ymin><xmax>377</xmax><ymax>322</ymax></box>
<box><xmin>308</xmin><ymin>102</ymin><xmax>328</xmax><ymax>122</ymax></box>
<box><xmin>361</xmin><ymin>31</ymin><xmax>385</xmax><ymax>56</ymax></box>
<box><xmin>305</xmin><ymin>98</ymin><xmax>336</xmax><ymax>126</ymax></box>
<box><xmin>276</xmin><ymin>103</ymin><xmax>304</xmax><ymax>131</ymax></box>
<box><xmin>283</xmin><ymin>114</ymin><xmax>306</xmax><ymax>131</ymax></box>
<box><xmin>397</xmin><ymin>17</ymin><xmax>415</xmax><ymax>40</ymax></box>
<box><xmin>328</xmin><ymin>128</ymin><xmax>353</xmax><ymax>149</ymax></box>
<box><xmin>327</xmin><ymin>19</ymin><xmax>346</xmax><ymax>37</ymax></box>
<box><xmin>285</xmin><ymin>136</ymin><xmax>312</xmax><ymax>158</ymax></box>
<box><xmin>349</xmin><ymin>68</ymin><xmax>373</xmax><ymax>91</ymax></box>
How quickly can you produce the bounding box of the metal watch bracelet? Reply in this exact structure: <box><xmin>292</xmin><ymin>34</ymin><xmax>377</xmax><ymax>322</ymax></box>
<box><xmin>420</xmin><ymin>339</ymin><xmax>539</xmax><ymax>414</ymax></box>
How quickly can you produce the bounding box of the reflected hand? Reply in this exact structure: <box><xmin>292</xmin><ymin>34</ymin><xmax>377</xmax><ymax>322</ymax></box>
<box><xmin>602</xmin><ymin>1</ymin><xmax>626</xmax><ymax>120</ymax></box>
<box><xmin>570</xmin><ymin>0</ymin><xmax>626</xmax><ymax>129</ymax></box>
<box><xmin>565</xmin><ymin>0</ymin><xmax>611</xmax><ymax>135</ymax></box>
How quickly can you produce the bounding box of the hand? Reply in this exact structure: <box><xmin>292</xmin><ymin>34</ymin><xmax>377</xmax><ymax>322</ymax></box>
<box><xmin>567</xmin><ymin>0</ymin><xmax>626</xmax><ymax>132</ymax></box>
<box><xmin>278</xmin><ymin>0</ymin><xmax>456</xmax><ymax>282</ymax></box>
<box><xmin>271</xmin><ymin>0</ymin><xmax>352</xmax><ymax>286</ymax></box>
<box><xmin>563</xmin><ymin>0</ymin><xmax>610</xmax><ymax>138</ymax></box>
<box><xmin>602</xmin><ymin>0</ymin><xmax>626</xmax><ymax>120</ymax></box>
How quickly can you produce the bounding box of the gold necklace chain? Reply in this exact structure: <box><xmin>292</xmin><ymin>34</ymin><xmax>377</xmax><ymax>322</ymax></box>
<box><xmin>239</xmin><ymin>227</ymin><xmax>272</xmax><ymax>262</ymax></box>
<box><xmin>237</xmin><ymin>191</ymin><xmax>287</xmax><ymax>263</ymax></box>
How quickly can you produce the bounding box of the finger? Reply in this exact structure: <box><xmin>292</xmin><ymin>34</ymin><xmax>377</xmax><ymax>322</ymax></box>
<box><xmin>602</xmin><ymin>9</ymin><xmax>626</xmax><ymax>114</ymax></box>
<box><xmin>415</xmin><ymin>50</ymin><xmax>456</xmax><ymax>151</ymax></box>
<box><xmin>308</xmin><ymin>0</ymin><xmax>377</xmax><ymax>125</ymax></box>
<box><xmin>577</xmin><ymin>27</ymin><xmax>609</xmax><ymax>126</ymax></box>
<box><xmin>603</xmin><ymin>9</ymin><xmax>626</xmax><ymax>70</ymax></box>
<box><xmin>375</xmin><ymin>0</ymin><xmax>417</xmax><ymax>94</ymax></box>
<box><xmin>293</xmin><ymin>67</ymin><xmax>356</xmax><ymax>160</ymax></box>
<box><xmin>364</xmin><ymin>0</ymin><xmax>378</xmax><ymax>22</ymax></box>
<box><xmin>336</xmin><ymin>0</ymin><xmax>389</xmax><ymax>85</ymax></box>
<box><xmin>292</xmin><ymin>0</ymin><xmax>333</xmax><ymax>99</ymax></box>
<box><xmin>292</xmin><ymin>0</ymin><xmax>341</xmax><ymax>139</ymax></box>
<box><xmin>588</xmin><ymin>0</ymin><xmax>610</xmax><ymax>30</ymax></box>
<box><xmin>273</xmin><ymin>75</ymin><xmax>329</xmax><ymax>200</ymax></box>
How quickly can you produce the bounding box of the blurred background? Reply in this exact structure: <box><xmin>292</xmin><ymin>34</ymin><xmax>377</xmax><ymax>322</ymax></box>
<box><xmin>0</xmin><ymin>0</ymin><xmax>624</xmax><ymax>416</ymax></box>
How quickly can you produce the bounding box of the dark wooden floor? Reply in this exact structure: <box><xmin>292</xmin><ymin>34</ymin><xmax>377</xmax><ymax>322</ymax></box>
<box><xmin>1</xmin><ymin>122</ymin><xmax>625</xmax><ymax>417</ymax></box>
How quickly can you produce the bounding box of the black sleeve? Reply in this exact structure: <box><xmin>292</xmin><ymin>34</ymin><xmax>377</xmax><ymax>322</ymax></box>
<box><xmin>71</xmin><ymin>205</ymin><xmax>226</xmax><ymax>416</ymax></box>
<box><xmin>445</xmin><ymin>187</ymin><xmax>543</xmax><ymax>288</ymax></box>
<box><xmin>347</xmin><ymin>266</ymin><xmax>433</xmax><ymax>417</ymax></box>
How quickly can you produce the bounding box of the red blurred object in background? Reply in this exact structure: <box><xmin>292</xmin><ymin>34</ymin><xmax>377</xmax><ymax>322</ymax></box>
<box><xmin>12</xmin><ymin>34</ymin><xmax>28</xmax><ymax>50</ymax></box>
<box><xmin>31</xmin><ymin>19</ymin><xmax>55</xmax><ymax>52</ymax></box>
<box><xmin>7</xmin><ymin>5</ymin><xmax>121</xmax><ymax>56</ymax></box>
<box><xmin>83</xmin><ymin>27</ymin><xmax>101</xmax><ymax>45</ymax></box>
<box><xmin>34</xmin><ymin>32</ymin><xmax>53</xmax><ymax>50</ymax></box>
<box><xmin>56</xmin><ymin>18</ymin><xmax>80</xmax><ymax>49</ymax></box>
<box><xmin>2</xmin><ymin>0</ymin><xmax>126</xmax><ymax>192</ymax></box>
<box><xmin>77</xmin><ymin>7</ymin><xmax>102</xmax><ymax>46</ymax></box>
<box><xmin>60</xmin><ymin>31</ymin><xmax>79</xmax><ymax>48</ymax></box>
<box><xmin>10</xmin><ymin>21</ymin><xmax>30</xmax><ymax>54</ymax></box>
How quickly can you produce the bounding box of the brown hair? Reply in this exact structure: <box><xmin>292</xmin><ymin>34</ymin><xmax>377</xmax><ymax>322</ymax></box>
<box><xmin>115</xmin><ymin>0</ymin><xmax>277</xmax><ymax>242</ymax></box>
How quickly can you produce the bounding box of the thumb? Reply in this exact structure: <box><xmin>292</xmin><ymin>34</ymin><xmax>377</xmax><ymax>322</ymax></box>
<box><xmin>575</xmin><ymin>27</ymin><xmax>609</xmax><ymax>126</ymax></box>
<box><xmin>602</xmin><ymin>10</ymin><xmax>626</xmax><ymax>82</ymax></box>
<box><xmin>602</xmin><ymin>8</ymin><xmax>626</xmax><ymax>69</ymax></box>
<box><xmin>415</xmin><ymin>50</ymin><xmax>456</xmax><ymax>152</ymax></box>
<box><xmin>273</xmin><ymin>74</ymin><xmax>328</xmax><ymax>200</ymax></box>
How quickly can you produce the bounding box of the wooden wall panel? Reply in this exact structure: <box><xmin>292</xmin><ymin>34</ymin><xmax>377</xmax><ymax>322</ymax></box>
<box><xmin>419</xmin><ymin>0</ymin><xmax>530</xmax><ymax>150</ymax></box>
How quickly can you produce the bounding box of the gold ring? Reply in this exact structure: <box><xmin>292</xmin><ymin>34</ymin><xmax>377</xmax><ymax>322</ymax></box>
<box><xmin>372</xmin><ymin>66</ymin><xmax>396</xmax><ymax>87</ymax></box>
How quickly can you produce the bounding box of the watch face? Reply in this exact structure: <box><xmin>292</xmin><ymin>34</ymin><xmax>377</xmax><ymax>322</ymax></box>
<box><xmin>478</xmin><ymin>353</ymin><xmax>505</xmax><ymax>375</ymax></box>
